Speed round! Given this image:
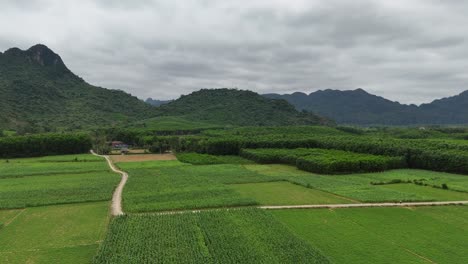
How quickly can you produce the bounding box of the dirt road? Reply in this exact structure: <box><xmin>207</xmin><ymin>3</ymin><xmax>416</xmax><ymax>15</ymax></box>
<box><xmin>259</xmin><ymin>200</ymin><xmax>468</xmax><ymax>210</ymax></box>
<box><xmin>91</xmin><ymin>150</ymin><xmax>127</xmax><ymax>216</ymax></box>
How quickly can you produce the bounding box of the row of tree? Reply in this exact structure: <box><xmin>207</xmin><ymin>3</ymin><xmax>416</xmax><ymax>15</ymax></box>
<box><xmin>0</xmin><ymin>133</ymin><xmax>91</xmax><ymax>158</ymax></box>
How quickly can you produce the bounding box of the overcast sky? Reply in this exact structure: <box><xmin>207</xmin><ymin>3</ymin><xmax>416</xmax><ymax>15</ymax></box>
<box><xmin>1</xmin><ymin>0</ymin><xmax>467</xmax><ymax>104</ymax></box>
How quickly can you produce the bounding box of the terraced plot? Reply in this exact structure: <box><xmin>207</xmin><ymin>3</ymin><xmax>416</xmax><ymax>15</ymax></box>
<box><xmin>273</xmin><ymin>206</ymin><xmax>468</xmax><ymax>264</ymax></box>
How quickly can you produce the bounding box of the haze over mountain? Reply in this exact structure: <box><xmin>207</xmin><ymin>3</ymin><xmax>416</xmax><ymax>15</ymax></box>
<box><xmin>264</xmin><ymin>89</ymin><xmax>468</xmax><ymax>125</ymax></box>
<box><xmin>0</xmin><ymin>44</ymin><xmax>326</xmax><ymax>132</ymax></box>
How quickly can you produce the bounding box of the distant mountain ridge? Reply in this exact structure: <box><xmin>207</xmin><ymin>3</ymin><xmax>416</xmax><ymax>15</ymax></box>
<box><xmin>264</xmin><ymin>89</ymin><xmax>468</xmax><ymax>125</ymax></box>
<box><xmin>1</xmin><ymin>44</ymin><xmax>328</xmax><ymax>132</ymax></box>
<box><xmin>0</xmin><ymin>44</ymin><xmax>156</xmax><ymax>132</ymax></box>
<box><xmin>145</xmin><ymin>98</ymin><xmax>172</xmax><ymax>107</ymax></box>
<box><xmin>155</xmin><ymin>88</ymin><xmax>331</xmax><ymax>126</ymax></box>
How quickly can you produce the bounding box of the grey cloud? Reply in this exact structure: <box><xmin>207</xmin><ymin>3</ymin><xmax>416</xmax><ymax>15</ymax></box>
<box><xmin>1</xmin><ymin>0</ymin><xmax>468</xmax><ymax>104</ymax></box>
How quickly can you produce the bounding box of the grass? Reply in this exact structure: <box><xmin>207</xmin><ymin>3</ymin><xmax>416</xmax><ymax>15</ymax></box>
<box><xmin>231</xmin><ymin>181</ymin><xmax>356</xmax><ymax>205</ymax></box>
<box><xmin>0</xmin><ymin>154</ymin><xmax>119</xmax><ymax>209</ymax></box>
<box><xmin>244</xmin><ymin>165</ymin><xmax>468</xmax><ymax>203</ymax></box>
<box><xmin>0</xmin><ymin>171</ymin><xmax>119</xmax><ymax>209</ymax></box>
<box><xmin>176</xmin><ymin>152</ymin><xmax>253</xmax><ymax>165</ymax></box>
<box><xmin>0</xmin><ymin>159</ymin><xmax>109</xmax><ymax>179</ymax></box>
<box><xmin>0</xmin><ymin>202</ymin><xmax>110</xmax><ymax>264</ymax></box>
<box><xmin>273</xmin><ymin>206</ymin><xmax>468</xmax><ymax>264</ymax></box>
<box><xmin>93</xmin><ymin>209</ymin><xmax>329</xmax><ymax>264</ymax></box>
<box><xmin>120</xmin><ymin>160</ymin><xmax>468</xmax><ymax>212</ymax></box>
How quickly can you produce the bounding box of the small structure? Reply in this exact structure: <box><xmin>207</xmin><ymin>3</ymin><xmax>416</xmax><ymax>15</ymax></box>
<box><xmin>110</xmin><ymin>141</ymin><xmax>130</xmax><ymax>155</ymax></box>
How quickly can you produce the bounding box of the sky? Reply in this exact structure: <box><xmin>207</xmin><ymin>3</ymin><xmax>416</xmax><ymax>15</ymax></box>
<box><xmin>1</xmin><ymin>0</ymin><xmax>467</xmax><ymax>104</ymax></box>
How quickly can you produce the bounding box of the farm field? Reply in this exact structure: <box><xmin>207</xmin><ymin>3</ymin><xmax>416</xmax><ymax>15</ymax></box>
<box><xmin>119</xmin><ymin>156</ymin><xmax>468</xmax><ymax>212</ymax></box>
<box><xmin>231</xmin><ymin>181</ymin><xmax>356</xmax><ymax>205</ymax></box>
<box><xmin>0</xmin><ymin>154</ymin><xmax>120</xmax><ymax>209</ymax></box>
<box><xmin>0</xmin><ymin>154</ymin><xmax>116</xmax><ymax>263</ymax></box>
<box><xmin>94</xmin><ymin>209</ymin><xmax>329</xmax><ymax>264</ymax></box>
<box><xmin>272</xmin><ymin>206</ymin><xmax>468</xmax><ymax>264</ymax></box>
<box><xmin>0</xmin><ymin>202</ymin><xmax>110</xmax><ymax>264</ymax></box>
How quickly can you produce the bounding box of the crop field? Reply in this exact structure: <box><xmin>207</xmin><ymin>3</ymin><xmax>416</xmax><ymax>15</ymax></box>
<box><xmin>0</xmin><ymin>154</ymin><xmax>120</xmax><ymax>209</ymax></box>
<box><xmin>0</xmin><ymin>154</ymin><xmax>115</xmax><ymax>263</ymax></box>
<box><xmin>177</xmin><ymin>152</ymin><xmax>253</xmax><ymax>165</ymax></box>
<box><xmin>94</xmin><ymin>209</ymin><xmax>329</xmax><ymax>264</ymax></box>
<box><xmin>0</xmin><ymin>202</ymin><xmax>110</xmax><ymax>264</ymax></box>
<box><xmin>231</xmin><ymin>181</ymin><xmax>356</xmax><ymax>205</ymax></box>
<box><xmin>120</xmin><ymin>157</ymin><xmax>468</xmax><ymax>213</ymax></box>
<box><xmin>272</xmin><ymin>206</ymin><xmax>468</xmax><ymax>264</ymax></box>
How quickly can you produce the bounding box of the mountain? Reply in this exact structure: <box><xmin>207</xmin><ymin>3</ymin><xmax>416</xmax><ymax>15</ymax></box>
<box><xmin>0</xmin><ymin>44</ymin><xmax>331</xmax><ymax>132</ymax></box>
<box><xmin>264</xmin><ymin>89</ymin><xmax>468</xmax><ymax>125</ymax></box>
<box><xmin>155</xmin><ymin>89</ymin><xmax>331</xmax><ymax>126</ymax></box>
<box><xmin>0</xmin><ymin>44</ymin><xmax>156</xmax><ymax>132</ymax></box>
<box><xmin>145</xmin><ymin>98</ymin><xmax>172</xmax><ymax>107</ymax></box>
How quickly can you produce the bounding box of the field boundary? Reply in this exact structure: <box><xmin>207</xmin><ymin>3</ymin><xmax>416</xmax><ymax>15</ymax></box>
<box><xmin>91</xmin><ymin>150</ymin><xmax>127</xmax><ymax>216</ymax></box>
<box><xmin>259</xmin><ymin>200</ymin><xmax>468</xmax><ymax>210</ymax></box>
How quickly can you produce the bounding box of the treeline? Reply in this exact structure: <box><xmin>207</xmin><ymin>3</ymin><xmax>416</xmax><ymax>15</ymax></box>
<box><xmin>154</xmin><ymin>132</ymin><xmax>468</xmax><ymax>174</ymax></box>
<box><xmin>241</xmin><ymin>148</ymin><xmax>405</xmax><ymax>174</ymax></box>
<box><xmin>0</xmin><ymin>133</ymin><xmax>91</xmax><ymax>158</ymax></box>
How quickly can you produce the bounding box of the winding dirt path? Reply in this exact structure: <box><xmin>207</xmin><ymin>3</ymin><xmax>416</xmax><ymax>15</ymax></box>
<box><xmin>91</xmin><ymin>150</ymin><xmax>127</xmax><ymax>216</ymax></box>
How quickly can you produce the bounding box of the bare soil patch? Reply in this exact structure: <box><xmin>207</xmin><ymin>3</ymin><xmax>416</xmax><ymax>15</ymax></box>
<box><xmin>110</xmin><ymin>154</ymin><xmax>177</xmax><ymax>163</ymax></box>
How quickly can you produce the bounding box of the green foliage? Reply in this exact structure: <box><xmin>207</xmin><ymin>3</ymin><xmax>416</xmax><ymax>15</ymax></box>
<box><xmin>156</xmin><ymin>89</ymin><xmax>331</xmax><ymax>126</ymax></box>
<box><xmin>0</xmin><ymin>154</ymin><xmax>118</xmax><ymax>209</ymax></box>
<box><xmin>0</xmin><ymin>45</ymin><xmax>156</xmax><ymax>132</ymax></box>
<box><xmin>176</xmin><ymin>153</ymin><xmax>253</xmax><ymax>165</ymax></box>
<box><xmin>93</xmin><ymin>209</ymin><xmax>330</xmax><ymax>264</ymax></box>
<box><xmin>169</xmin><ymin>126</ymin><xmax>468</xmax><ymax>174</ymax></box>
<box><xmin>273</xmin><ymin>206</ymin><xmax>468</xmax><ymax>263</ymax></box>
<box><xmin>0</xmin><ymin>202</ymin><xmax>109</xmax><ymax>264</ymax></box>
<box><xmin>241</xmin><ymin>148</ymin><xmax>406</xmax><ymax>174</ymax></box>
<box><xmin>0</xmin><ymin>133</ymin><xmax>92</xmax><ymax>158</ymax></box>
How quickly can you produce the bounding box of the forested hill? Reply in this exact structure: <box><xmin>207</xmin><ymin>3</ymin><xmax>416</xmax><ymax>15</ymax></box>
<box><xmin>0</xmin><ymin>44</ymin><xmax>156</xmax><ymax>132</ymax></box>
<box><xmin>264</xmin><ymin>89</ymin><xmax>468</xmax><ymax>125</ymax></box>
<box><xmin>155</xmin><ymin>89</ymin><xmax>332</xmax><ymax>126</ymax></box>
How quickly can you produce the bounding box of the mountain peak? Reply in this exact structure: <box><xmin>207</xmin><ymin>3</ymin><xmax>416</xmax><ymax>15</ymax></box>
<box><xmin>3</xmin><ymin>44</ymin><xmax>68</xmax><ymax>70</ymax></box>
<box><xmin>26</xmin><ymin>44</ymin><xmax>66</xmax><ymax>68</ymax></box>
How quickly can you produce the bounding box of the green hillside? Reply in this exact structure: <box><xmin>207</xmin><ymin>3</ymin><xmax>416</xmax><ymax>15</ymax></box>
<box><xmin>155</xmin><ymin>89</ymin><xmax>331</xmax><ymax>126</ymax></box>
<box><xmin>0</xmin><ymin>44</ymin><xmax>155</xmax><ymax>133</ymax></box>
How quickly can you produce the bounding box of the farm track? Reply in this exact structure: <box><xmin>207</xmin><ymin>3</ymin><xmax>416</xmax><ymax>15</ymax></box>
<box><xmin>258</xmin><ymin>200</ymin><xmax>468</xmax><ymax>210</ymax></box>
<box><xmin>137</xmin><ymin>200</ymin><xmax>468</xmax><ymax>216</ymax></box>
<box><xmin>91</xmin><ymin>150</ymin><xmax>127</xmax><ymax>216</ymax></box>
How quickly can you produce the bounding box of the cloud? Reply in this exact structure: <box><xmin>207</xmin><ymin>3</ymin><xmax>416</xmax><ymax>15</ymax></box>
<box><xmin>1</xmin><ymin>0</ymin><xmax>467</xmax><ymax>104</ymax></box>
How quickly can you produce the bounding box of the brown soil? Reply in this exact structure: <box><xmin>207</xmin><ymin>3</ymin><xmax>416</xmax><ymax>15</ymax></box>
<box><xmin>110</xmin><ymin>154</ymin><xmax>177</xmax><ymax>163</ymax></box>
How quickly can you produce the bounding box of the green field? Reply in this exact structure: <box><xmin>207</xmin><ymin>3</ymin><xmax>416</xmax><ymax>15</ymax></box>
<box><xmin>273</xmin><ymin>206</ymin><xmax>468</xmax><ymax>264</ymax></box>
<box><xmin>94</xmin><ymin>209</ymin><xmax>329</xmax><ymax>264</ymax></box>
<box><xmin>0</xmin><ymin>154</ymin><xmax>119</xmax><ymax>209</ymax></box>
<box><xmin>177</xmin><ymin>152</ymin><xmax>253</xmax><ymax>165</ymax></box>
<box><xmin>120</xmin><ymin>159</ymin><xmax>468</xmax><ymax>212</ymax></box>
<box><xmin>0</xmin><ymin>202</ymin><xmax>110</xmax><ymax>264</ymax></box>
<box><xmin>0</xmin><ymin>154</ymin><xmax>116</xmax><ymax>263</ymax></box>
<box><xmin>231</xmin><ymin>181</ymin><xmax>356</xmax><ymax>205</ymax></box>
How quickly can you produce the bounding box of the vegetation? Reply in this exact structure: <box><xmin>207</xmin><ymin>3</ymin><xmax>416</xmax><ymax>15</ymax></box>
<box><xmin>161</xmin><ymin>126</ymin><xmax>468</xmax><ymax>174</ymax></box>
<box><xmin>273</xmin><ymin>206</ymin><xmax>468</xmax><ymax>264</ymax></box>
<box><xmin>0</xmin><ymin>154</ymin><xmax>119</xmax><ymax>209</ymax></box>
<box><xmin>0</xmin><ymin>44</ymin><xmax>156</xmax><ymax>132</ymax></box>
<box><xmin>0</xmin><ymin>133</ymin><xmax>92</xmax><ymax>158</ymax></box>
<box><xmin>155</xmin><ymin>88</ymin><xmax>331</xmax><ymax>126</ymax></box>
<box><xmin>93</xmin><ymin>209</ymin><xmax>330</xmax><ymax>264</ymax></box>
<box><xmin>241</xmin><ymin>148</ymin><xmax>405</xmax><ymax>174</ymax></box>
<box><xmin>0</xmin><ymin>202</ymin><xmax>110</xmax><ymax>264</ymax></box>
<box><xmin>231</xmin><ymin>182</ymin><xmax>354</xmax><ymax>205</ymax></box>
<box><xmin>177</xmin><ymin>152</ymin><xmax>253</xmax><ymax>165</ymax></box>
